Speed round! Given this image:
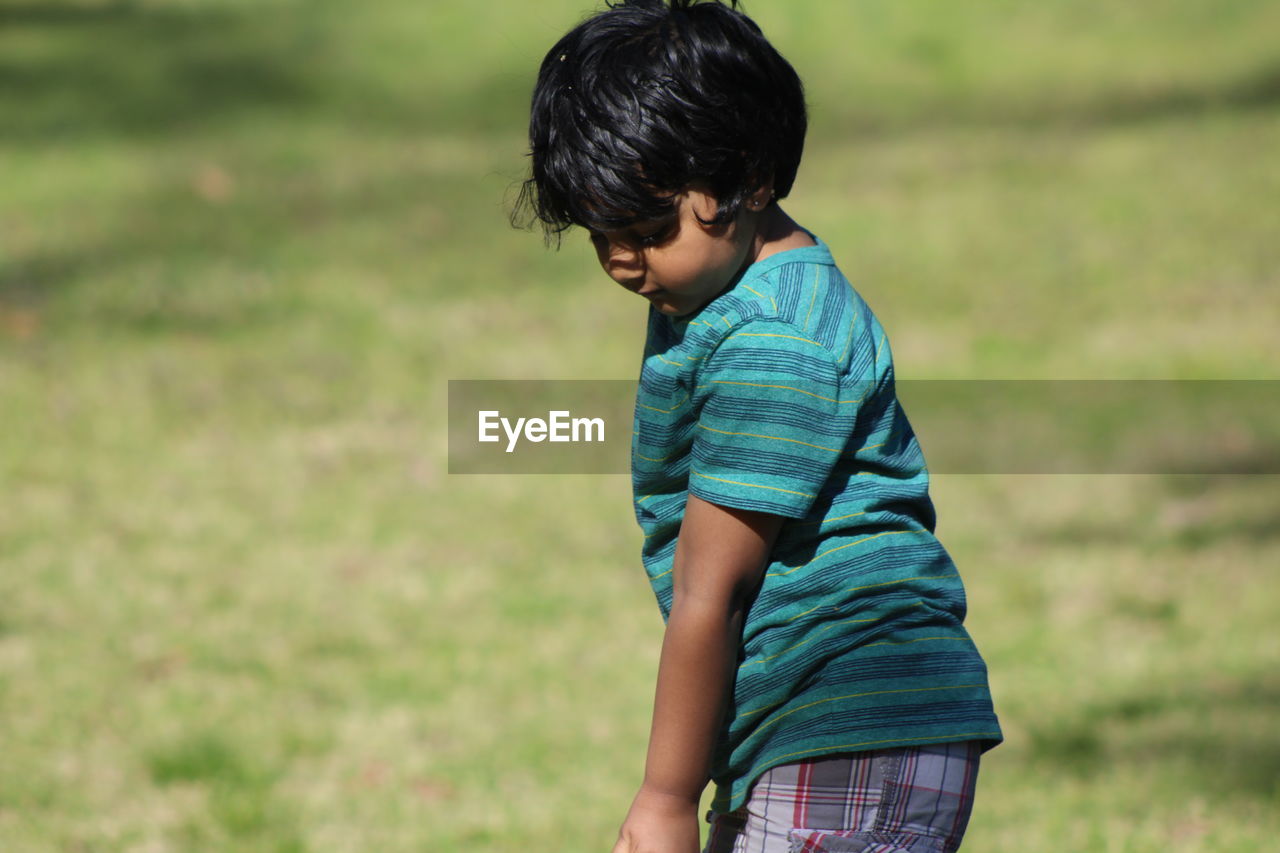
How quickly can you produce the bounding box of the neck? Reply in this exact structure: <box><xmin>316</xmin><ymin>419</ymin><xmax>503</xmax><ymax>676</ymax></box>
<box><xmin>748</xmin><ymin>204</ymin><xmax>815</xmax><ymax>265</ymax></box>
<box><xmin>712</xmin><ymin>204</ymin><xmax>815</xmax><ymax>312</ymax></box>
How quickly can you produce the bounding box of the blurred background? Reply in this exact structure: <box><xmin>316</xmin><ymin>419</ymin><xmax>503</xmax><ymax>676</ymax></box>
<box><xmin>1</xmin><ymin>1</ymin><xmax>1277</xmax><ymax>850</ymax></box>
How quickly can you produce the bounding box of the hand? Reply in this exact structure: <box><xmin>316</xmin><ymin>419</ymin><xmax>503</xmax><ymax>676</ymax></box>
<box><xmin>611</xmin><ymin>786</ymin><xmax>702</xmax><ymax>853</ymax></box>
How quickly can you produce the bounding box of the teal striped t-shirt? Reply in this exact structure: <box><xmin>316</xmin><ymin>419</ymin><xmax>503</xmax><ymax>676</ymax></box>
<box><xmin>631</xmin><ymin>235</ymin><xmax>1002</xmax><ymax>813</ymax></box>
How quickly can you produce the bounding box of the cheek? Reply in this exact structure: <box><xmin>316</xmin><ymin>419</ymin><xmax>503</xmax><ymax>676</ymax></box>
<box><xmin>694</xmin><ymin>243</ymin><xmax>745</xmax><ymax>287</ymax></box>
<box><xmin>653</xmin><ymin>255</ymin><xmax>705</xmax><ymax>288</ymax></box>
<box><xmin>658</xmin><ymin>241</ymin><xmax>739</xmax><ymax>290</ymax></box>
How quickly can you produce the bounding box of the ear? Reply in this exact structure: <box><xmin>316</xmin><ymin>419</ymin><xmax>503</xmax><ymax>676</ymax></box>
<box><xmin>746</xmin><ymin>177</ymin><xmax>776</xmax><ymax>212</ymax></box>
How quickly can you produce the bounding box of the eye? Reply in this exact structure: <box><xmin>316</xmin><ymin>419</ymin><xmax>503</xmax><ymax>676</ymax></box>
<box><xmin>634</xmin><ymin>222</ymin><xmax>674</xmax><ymax>248</ymax></box>
<box><xmin>587</xmin><ymin>220</ymin><xmax>674</xmax><ymax>251</ymax></box>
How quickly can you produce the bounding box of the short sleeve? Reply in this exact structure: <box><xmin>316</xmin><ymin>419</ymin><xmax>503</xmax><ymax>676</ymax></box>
<box><xmin>689</xmin><ymin>319</ymin><xmax>858</xmax><ymax>518</ymax></box>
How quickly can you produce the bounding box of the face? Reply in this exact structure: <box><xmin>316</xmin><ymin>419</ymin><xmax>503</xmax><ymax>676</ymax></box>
<box><xmin>587</xmin><ymin>188</ymin><xmax>761</xmax><ymax>318</ymax></box>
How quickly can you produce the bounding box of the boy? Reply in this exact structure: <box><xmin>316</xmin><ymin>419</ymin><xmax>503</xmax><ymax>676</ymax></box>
<box><xmin>514</xmin><ymin>2</ymin><xmax>1001</xmax><ymax>851</ymax></box>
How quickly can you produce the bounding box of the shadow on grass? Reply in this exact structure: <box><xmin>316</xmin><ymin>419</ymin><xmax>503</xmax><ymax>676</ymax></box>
<box><xmin>2</xmin><ymin>1</ymin><xmax>1278</xmax><ymax>142</ymax></box>
<box><xmin>0</xmin><ymin>154</ymin><xmax>499</xmax><ymax>333</ymax></box>
<box><xmin>0</xmin><ymin>0</ymin><xmax>529</xmax><ymax>141</ymax></box>
<box><xmin>834</xmin><ymin>61</ymin><xmax>1280</xmax><ymax>136</ymax></box>
<box><xmin>1082</xmin><ymin>62</ymin><xmax>1280</xmax><ymax>125</ymax></box>
<box><xmin>1026</xmin><ymin>674</ymin><xmax>1280</xmax><ymax>800</ymax></box>
<box><xmin>0</xmin><ymin>2</ymin><xmax>328</xmax><ymax>140</ymax></box>
<box><xmin>3</xmin><ymin>3</ymin><xmax>1277</xmax><ymax>339</ymax></box>
<box><xmin>1019</xmin><ymin>472</ymin><xmax>1280</xmax><ymax>803</ymax></box>
<box><xmin>1033</xmin><ymin>471</ymin><xmax>1280</xmax><ymax>549</ymax></box>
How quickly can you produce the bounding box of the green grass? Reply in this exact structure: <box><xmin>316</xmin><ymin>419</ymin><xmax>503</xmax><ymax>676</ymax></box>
<box><xmin>2</xmin><ymin>1</ymin><xmax>1278</xmax><ymax>850</ymax></box>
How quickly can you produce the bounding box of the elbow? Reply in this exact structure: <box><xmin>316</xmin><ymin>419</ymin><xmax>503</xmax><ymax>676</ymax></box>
<box><xmin>727</xmin><ymin>569</ymin><xmax>764</xmax><ymax>616</ymax></box>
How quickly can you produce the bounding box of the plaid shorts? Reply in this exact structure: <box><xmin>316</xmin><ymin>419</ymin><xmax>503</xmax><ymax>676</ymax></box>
<box><xmin>703</xmin><ymin>741</ymin><xmax>981</xmax><ymax>853</ymax></box>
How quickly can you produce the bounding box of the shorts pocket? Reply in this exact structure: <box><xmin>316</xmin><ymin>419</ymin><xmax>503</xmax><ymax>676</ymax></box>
<box><xmin>786</xmin><ymin>828</ymin><xmax>946</xmax><ymax>853</ymax></box>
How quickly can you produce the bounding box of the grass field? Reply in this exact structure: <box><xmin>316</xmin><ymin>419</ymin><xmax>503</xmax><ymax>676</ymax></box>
<box><xmin>2</xmin><ymin>1</ymin><xmax>1278</xmax><ymax>851</ymax></box>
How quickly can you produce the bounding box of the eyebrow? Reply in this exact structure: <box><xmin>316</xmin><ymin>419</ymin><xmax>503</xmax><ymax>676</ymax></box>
<box><xmin>597</xmin><ymin>212</ymin><xmax>677</xmax><ymax>236</ymax></box>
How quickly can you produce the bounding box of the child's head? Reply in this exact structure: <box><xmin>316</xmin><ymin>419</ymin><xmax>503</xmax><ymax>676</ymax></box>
<box><xmin>515</xmin><ymin>0</ymin><xmax>807</xmax><ymax>243</ymax></box>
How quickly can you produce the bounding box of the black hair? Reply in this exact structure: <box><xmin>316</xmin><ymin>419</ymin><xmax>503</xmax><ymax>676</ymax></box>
<box><xmin>513</xmin><ymin>0</ymin><xmax>807</xmax><ymax>244</ymax></box>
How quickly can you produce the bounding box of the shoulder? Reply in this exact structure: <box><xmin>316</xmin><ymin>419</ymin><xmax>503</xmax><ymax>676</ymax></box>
<box><xmin>710</xmin><ymin>316</ymin><xmax>840</xmax><ymax>365</ymax></box>
<box><xmin>654</xmin><ymin>240</ymin><xmax>885</xmax><ymax>376</ymax></box>
<box><xmin>694</xmin><ymin>316</ymin><xmax>845</xmax><ymax>405</ymax></box>
<box><xmin>723</xmin><ymin>243</ymin><xmax>875</xmax><ymax>370</ymax></box>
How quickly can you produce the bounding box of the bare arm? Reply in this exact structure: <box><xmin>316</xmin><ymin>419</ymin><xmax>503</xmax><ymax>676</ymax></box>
<box><xmin>612</xmin><ymin>493</ymin><xmax>785</xmax><ymax>853</ymax></box>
